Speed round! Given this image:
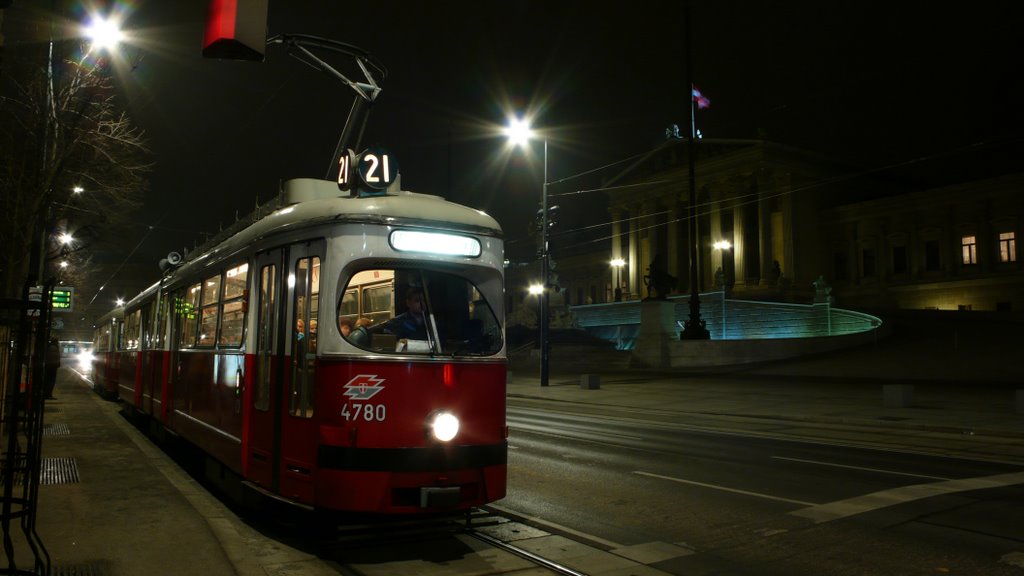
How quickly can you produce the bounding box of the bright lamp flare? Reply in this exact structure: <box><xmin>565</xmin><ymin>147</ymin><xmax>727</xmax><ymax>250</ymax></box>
<box><xmin>503</xmin><ymin>117</ymin><xmax>533</xmax><ymax>147</ymax></box>
<box><xmin>528</xmin><ymin>284</ymin><xmax>544</xmax><ymax>296</ymax></box>
<box><xmin>58</xmin><ymin>232</ymin><xmax>74</xmax><ymax>245</ymax></box>
<box><xmin>76</xmin><ymin>350</ymin><xmax>95</xmax><ymax>369</ymax></box>
<box><xmin>84</xmin><ymin>14</ymin><xmax>124</xmax><ymax>51</ymax></box>
<box><xmin>430</xmin><ymin>412</ymin><xmax>460</xmax><ymax>442</ymax></box>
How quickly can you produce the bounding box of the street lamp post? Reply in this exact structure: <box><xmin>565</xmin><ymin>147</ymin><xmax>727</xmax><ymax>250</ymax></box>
<box><xmin>504</xmin><ymin>118</ymin><xmax>551</xmax><ymax>386</ymax></box>
<box><xmin>539</xmin><ymin>141</ymin><xmax>550</xmax><ymax>386</ymax></box>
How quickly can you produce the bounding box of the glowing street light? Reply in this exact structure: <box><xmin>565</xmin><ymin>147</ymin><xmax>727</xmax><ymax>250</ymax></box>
<box><xmin>72</xmin><ymin>186</ymin><xmax>84</xmax><ymax>194</ymax></box>
<box><xmin>115</xmin><ymin>298</ymin><xmax>125</xmax><ymax>307</ymax></box>
<box><xmin>528</xmin><ymin>283</ymin><xmax>544</xmax><ymax>296</ymax></box>
<box><xmin>713</xmin><ymin>240</ymin><xmax>732</xmax><ymax>251</ymax></box>
<box><xmin>58</xmin><ymin>232</ymin><xmax>74</xmax><ymax>245</ymax></box>
<box><xmin>83</xmin><ymin>14</ymin><xmax>125</xmax><ymax>52</ymax></box>
<box><xmin>502</xmin><ymin>117</ymin><xmax>533</xmax><ymax>148</ymax></box>
<box><xmin>59</xmin><ymin>261</ymin><xmax>69</xmax><ymax>269</ymax></box>
<box><xmin>610</xmin><ymin>258</ymin><xmax>626</xmax><ymax>301</ymax></box>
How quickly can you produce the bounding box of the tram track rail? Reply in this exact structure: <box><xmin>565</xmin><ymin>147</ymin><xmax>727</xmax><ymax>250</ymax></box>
<box><xmin>463</xmin><ymin>528</ymin><xmax>589</xmax><ymax>576</ymax></box>
<box><xmin>314</xmin><ymin>507</ymin><xmax>594</xmax><ymax>575</ymax></box>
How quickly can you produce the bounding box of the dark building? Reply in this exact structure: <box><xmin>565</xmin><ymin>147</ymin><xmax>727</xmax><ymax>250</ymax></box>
<box><xmin>507</xmin><ymin>138</ymin><xmax>1023</xmax><ymax>322</ymax></box>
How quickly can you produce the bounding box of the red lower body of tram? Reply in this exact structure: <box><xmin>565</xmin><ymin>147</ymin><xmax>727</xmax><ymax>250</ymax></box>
<box><xmin>115</xmin><ymin>348</ymin><xmax>507</xmax><ymax>514</ymax></box>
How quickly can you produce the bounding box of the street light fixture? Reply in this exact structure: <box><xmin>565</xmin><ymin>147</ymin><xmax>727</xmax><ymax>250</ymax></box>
<box><xmin>610</xmin><ymin>258</ymin><xmax>625</xmax><ymax>301</ymax></box>
<box><xmin>83</xmin><ymin>14</ymin><xmax>125</xmax><ymax>53</ymax></box>
<box><xmin>505</xmin><ymin>115</ymin><xmax>551</xmax><ymax>386</ymax></box>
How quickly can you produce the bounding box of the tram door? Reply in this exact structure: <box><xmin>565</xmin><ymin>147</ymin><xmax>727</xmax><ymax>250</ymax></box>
<box><xmin>248</xmin><ymin>248</ymin><xmax>284</xmax><ymax>490</ymax></box>
<box><xmin>248</xmin><ymin>241</ymin><xmax>322</xmax><ymax>502</ymax></box>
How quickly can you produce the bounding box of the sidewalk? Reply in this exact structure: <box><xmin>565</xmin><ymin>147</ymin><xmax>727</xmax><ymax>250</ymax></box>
<box><xmin>19</xmin><ymin>368</ymin><xmax>335</xmax><ymax>576</ymax></box>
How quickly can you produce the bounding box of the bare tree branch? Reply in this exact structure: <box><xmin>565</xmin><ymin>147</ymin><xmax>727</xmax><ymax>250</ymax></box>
<box><xmin>0</xmin><ymin>40</ymin><xmax>151</xmax><ymax>301</ymax></box>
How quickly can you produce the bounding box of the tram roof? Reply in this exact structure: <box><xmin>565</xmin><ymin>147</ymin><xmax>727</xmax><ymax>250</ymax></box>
<box><xmin>197</xmin><ymin>177</ymin><xmax>503</xmax><ymax>264</ymax></box>
<box><xmin>121</xmin><ymin>179</ymin><xmax>504</xmax><ymax>310</ymax></box>
<box><xmin>278</xmin><ymin>178</ymin><xmax>502</xmax><ymax>233</ymax></box>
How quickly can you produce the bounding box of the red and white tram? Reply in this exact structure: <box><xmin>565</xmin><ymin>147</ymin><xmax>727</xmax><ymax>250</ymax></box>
<box><xmin>98</xmin><ymin>176</ymin><xmax>507</xmax><ymax>513</ymax></box>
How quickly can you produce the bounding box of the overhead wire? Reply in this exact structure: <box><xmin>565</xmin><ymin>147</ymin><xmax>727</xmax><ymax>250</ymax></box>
<box><xmin>507</xmin><ymin>137</ymin><xmax>1023</xmax><ymax>255</ymax></box>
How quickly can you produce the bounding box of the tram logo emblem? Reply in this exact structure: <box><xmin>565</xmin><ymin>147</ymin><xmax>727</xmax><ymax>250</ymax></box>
<box><xmin>343</xmin><ymin>374</ymin><xmax>386</xmax><ymax>400</ymax></box>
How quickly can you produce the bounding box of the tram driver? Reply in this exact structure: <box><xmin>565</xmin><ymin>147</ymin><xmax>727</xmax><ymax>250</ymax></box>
<box><xmin>377</xmin><ymin>286</ymin><xmax>427</xmax><ymax>340</ymax></box>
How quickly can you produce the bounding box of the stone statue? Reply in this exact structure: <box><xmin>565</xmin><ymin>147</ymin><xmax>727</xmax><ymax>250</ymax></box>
<box><xmin>643</xmin><ymin>253</ymin><xmax>676</xmax><ymax>300</ymax></box>
<box><xmin>812</xmin><ymin>275</ymin><xmax>833</xmax><ymax>304</ymax></box>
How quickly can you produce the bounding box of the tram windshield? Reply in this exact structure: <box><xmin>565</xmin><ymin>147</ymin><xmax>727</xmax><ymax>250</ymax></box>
<box><xmin>339</xmin><ymin>268</ymin><xmax>502</xmax><ymax>356</ymax></box>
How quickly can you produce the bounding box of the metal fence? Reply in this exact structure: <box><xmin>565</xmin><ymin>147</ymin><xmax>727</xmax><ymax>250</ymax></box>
<box><xmin>1</xmin><ymin>290</ymin><xmax>52</xmax><ymax>575</ymax></box>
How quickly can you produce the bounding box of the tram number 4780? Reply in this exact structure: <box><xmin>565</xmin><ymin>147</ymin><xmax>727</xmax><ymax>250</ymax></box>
<box><xmin>341</xmin><ymin>403</ymin><xmax>387</xmax><ymax>422</ymax></box>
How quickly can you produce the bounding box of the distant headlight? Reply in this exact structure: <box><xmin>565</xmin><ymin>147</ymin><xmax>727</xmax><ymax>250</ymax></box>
<box><xmin>77</xmin><ymin>351</ymin><xmax>95</xmax><ymax>367</ymax></box>
<box><xmin>429</xmin><ymin>411</ymin><xmax>459</xmax><ymax>442</ymax></box>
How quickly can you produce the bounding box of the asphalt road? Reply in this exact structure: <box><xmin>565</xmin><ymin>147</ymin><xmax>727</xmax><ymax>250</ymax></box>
<box><xmin>502</xmin><ymin>399</ymin><xmax>1024</xmax><ymax>575</ymax></box>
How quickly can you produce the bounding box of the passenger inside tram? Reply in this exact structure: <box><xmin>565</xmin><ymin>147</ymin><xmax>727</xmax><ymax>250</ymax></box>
<box><xmin>340</xmin><ymin>317</ymin><xmax>371</xmax><ymax>346</ymax></box>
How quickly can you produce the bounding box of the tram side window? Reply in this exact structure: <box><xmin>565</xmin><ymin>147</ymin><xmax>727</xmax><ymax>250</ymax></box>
<box><xmin>290</xmin><ymin>256</ymin><xmax>319</xmax><ymax>419</ymax></box>
<box><xmin>179</xmin><ymin>283</ymin><xmax>201</xmax><ymax>348</ymax></box>
<box><xmin>124</xmin><ymin>310</ymin><xmax>141</xmax><ymax>350</ymax></box>
<box><xmin>140</xmin><ymin>305</ymin><xmax>152</xmax><ymax>350</ymax></box>
<box><xmin>114</xmin><ymin>320</ymin><xmax>124</xmax><ymax>351</ymax></box>
<box><xmin>255</xmin><ymin>264</ymin><xmax>277</xmax><ymax>412</ymax></box>
<box><xmin>153</xmin><ymin>295</ymin><xmax>167</xmax><ymax>349</ymax></box>
<box><xmin>219</xmin><ymin>262</ymin><xmax>249</xmax><ymax>347</ymax></box>
<box><xmin>198</xmin><ymin>274</ymin><xmax>221</xmax><ymax>347</ymax></box>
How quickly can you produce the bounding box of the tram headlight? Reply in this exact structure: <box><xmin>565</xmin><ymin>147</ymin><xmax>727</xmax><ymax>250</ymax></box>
<box><xmin>77</xmin><ymin>350</ymin><xmax>95</xmax><ymax>369</ymax></box>
<box><xmin>429</xmin><ymin>411</ymin><xmax>460</xmax><ymax>442</ymax></box>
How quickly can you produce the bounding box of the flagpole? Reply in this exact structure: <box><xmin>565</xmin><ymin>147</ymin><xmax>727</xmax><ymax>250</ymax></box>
<box><xmin>680</xmin><ymin>0</ymin><xmax>710</xmax><ymax>340</ymax></box>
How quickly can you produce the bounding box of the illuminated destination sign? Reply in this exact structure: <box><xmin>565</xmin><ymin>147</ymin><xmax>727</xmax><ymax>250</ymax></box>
<box><xmin>51</xmin><ymin>287</ymin><xmax>74</xmax><ymax>312</ymax></box>
<box><xmin>338</xmin><ymin>147</ymin><xmax>400</xmax><ymax>195</ymax></box>
<box><xmin>390</xmin><ymin>230</ymin><xmax>481</xmax><ymax>257</ymax></box>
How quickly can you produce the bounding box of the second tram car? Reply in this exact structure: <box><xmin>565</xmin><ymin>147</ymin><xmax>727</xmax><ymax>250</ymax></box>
<box><xmin>99</xmin><ymin>177</ymin><xmax>507</xmax><ymax>513</ymax></box>
<box><xmin>91</xmin><ymin>306</ymin><xmax>123</xmax><ymax>399</ymax></box>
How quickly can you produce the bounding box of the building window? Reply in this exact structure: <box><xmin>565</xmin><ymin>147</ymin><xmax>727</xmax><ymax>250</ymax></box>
<box><xmin>925</xmin><ymin>240</ymin><xmax>941</xmax><ymax>271</ymax></box>
<box><xmin>892</xmin><ymin>246</ymin><xmax>908</xmax><ymax>274</ymax></box>
<box><xmin>833</xmin><ymin>252</ymin><xmax>848</xmax><ymax>281</ymax></box>
<box><xmin>999</xmin><ymin>232</ymin><xmax>1017</xmax><ymax>263</ymax></box>
<box><xmin>961</xmin><ymin>235</ymin><xmax>977</xmax><ymax>265</ymax></box>
<box><xmin>862</xmin><ymin>248</ymin><xmax>876</xmax><ymax>277</ymax></box>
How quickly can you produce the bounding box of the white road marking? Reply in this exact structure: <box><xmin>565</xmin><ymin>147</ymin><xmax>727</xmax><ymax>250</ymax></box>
<box><xmin>772</xmin><ymin>456</ymin><xmax>953</xmax><ymax>480</ymax></box>
<box><xmin>633</xmin><ymin>471</ymin><xmax>816</xmax><ymax>506</ymax></box>
<box><xmin>790</xmin><ymin>470</ymin><xmax>1024</xmax><ymax>524</ymax></box>
<box><xmin>1000</xmin><ymin>551</ymin><xmax>1024</xmax><ymax>568</ymax></box>
<box><xmin>510</xmin><ymin>424</ymin><xmax>645</xmax><ymax>443</ymax></box>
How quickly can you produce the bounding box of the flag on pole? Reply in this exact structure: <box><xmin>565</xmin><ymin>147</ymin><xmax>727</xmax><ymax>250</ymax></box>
<box><xmin>691</xmin><ymin>85</ymin><xmax>711</xmax><ymax>109</ymax></box>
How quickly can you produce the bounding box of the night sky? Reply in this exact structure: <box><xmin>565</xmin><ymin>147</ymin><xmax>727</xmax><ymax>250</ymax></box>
<box><xmin>6</xmin><ymin>1</ymin><xmax>1023</xmax><ymax>315</ymax></box>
